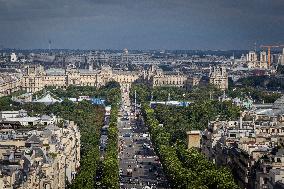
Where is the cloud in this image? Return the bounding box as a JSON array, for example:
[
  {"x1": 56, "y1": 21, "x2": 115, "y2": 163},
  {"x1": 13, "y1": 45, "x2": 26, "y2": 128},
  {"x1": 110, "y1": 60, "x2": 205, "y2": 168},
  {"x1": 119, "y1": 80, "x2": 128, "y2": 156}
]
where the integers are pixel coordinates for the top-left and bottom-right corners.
[{"x1": 0, "y1": 0, "x2": 283, "y2": 49}]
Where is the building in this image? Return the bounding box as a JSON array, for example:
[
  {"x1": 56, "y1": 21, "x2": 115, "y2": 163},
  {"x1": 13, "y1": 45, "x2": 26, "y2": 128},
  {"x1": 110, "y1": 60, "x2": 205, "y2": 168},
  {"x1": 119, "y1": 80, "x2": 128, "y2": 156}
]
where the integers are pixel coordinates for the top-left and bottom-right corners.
[
  {"x1": 10, "y1": 53, "x2": 17, "y2": 62},
  {"x1": 246, "y1": 51, "x2": 268, "y2": 69},
  {"x1": 186, "y1": 130, "x2": 201, "y2": 149},
  {"x1": 246, "y1": 51, "x2": 258, "y2": 63},
  {"x1": 21, "y1": 64, "x2": 199, "y2": 93},
  {"x1": 0, "y1": 113, "x2": 80, "y2": 189},
  {"x1": 144, "y1": 65, "x2": 199, "y2": 89},
  {"x1": 279, "y1": 48, "x2": 284, "y2": 65},
  {"x1": 201, "y1": 96, "x2": 284, "y2": 189},
  {"x1": 0, "y1": 73, "x2": 22, "y2": 97},
  {"x1": 209, "y1": 66, "x2": 228, "y2": 91},
  {"x1": 121, "y1": 48, "x2": 150, "y2": 63}
]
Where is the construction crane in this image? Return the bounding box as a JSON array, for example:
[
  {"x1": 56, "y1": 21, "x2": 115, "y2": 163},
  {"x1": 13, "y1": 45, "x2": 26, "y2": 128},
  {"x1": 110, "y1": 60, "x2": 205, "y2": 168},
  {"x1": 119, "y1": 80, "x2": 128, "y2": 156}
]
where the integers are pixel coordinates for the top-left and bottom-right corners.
[{"x1": 260, "y1": 44, "x2": 284, "y2": 67}]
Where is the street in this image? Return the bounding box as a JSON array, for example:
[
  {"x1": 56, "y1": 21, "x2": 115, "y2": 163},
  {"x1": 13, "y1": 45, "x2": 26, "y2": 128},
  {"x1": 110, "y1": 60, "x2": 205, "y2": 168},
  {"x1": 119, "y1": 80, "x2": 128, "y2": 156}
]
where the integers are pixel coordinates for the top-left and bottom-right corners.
[{"x1": 118, "y1": 85, "x2": 170, "y2": 189}]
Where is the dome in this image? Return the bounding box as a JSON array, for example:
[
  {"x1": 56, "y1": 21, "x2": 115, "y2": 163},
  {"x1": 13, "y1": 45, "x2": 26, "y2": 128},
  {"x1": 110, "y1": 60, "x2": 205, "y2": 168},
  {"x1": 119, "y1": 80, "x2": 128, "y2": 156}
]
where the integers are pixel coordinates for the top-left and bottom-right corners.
[{"x1": 123, "y1": 48, "x2": 128, "y2": 54}]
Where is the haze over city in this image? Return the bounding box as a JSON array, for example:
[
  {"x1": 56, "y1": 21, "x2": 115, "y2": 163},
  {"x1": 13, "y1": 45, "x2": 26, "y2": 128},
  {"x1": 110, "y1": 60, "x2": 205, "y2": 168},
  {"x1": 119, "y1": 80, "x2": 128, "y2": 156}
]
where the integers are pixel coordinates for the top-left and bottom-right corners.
[{"x1": 0, "y1": 0, "x2": 283, "y2": 50}]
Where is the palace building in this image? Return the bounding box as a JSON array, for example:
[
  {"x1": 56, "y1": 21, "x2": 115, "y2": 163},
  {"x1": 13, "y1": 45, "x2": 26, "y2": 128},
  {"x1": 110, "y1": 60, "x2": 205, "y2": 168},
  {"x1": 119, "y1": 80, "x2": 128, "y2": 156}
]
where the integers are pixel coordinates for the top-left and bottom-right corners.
[{"x1": 19, "y1": 65, "x2": 199, "y2": 93}]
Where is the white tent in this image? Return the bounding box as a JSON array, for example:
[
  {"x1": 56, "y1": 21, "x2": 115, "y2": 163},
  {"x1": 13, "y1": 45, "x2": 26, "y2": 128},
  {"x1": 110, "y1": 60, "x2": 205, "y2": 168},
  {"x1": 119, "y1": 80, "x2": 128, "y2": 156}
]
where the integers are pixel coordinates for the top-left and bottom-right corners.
[{"x1": 34, "y1": 93, "x2": 62, "y2": 105}]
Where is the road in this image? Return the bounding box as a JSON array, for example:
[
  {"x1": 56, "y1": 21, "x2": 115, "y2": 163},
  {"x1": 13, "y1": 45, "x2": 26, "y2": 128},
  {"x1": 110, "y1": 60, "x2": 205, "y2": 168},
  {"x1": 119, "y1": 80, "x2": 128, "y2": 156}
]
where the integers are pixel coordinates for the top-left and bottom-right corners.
[{"x1": 118, "y1": 85, "x2": 170, "y2": 189}]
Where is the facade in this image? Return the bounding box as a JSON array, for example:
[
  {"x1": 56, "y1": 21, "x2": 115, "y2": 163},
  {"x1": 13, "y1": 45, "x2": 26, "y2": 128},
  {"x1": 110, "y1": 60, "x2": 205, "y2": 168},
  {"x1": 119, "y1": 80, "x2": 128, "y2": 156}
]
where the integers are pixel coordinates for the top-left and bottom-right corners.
[
  {"x1": 121, "y1": 49, "x2": 149, "y2": 63},
  {"x1": 209, "y1": 66, "x2": 228, "y2": 91},
  {"x1": 246, "y1": 51, "x2": 258, "y2": 62},
  {"x1": 201, "y1": 96, "x2": 284, "y2": 189},
  {"x1": 0, "y1": 63, "x2": 200, "y2": 96},
  {"x1": 0, "y1": 73, "x2": 22, "y2": 97},
  {"x1": 10, "y1": 53, "x2": 17, "y2": 62},
  {"x1": 279, "y1": 48, "x2": 284, "y2": 65},
  {"x1": 20, "y1": 64, "x2": 199, "y2": 93},
  {"x1": 144, "y1": 65, "x2": 199, "y2": 89},
  {"x1": 246, "y1": 51, "x2": 268, "y2": 69},
  {"x1": 186, "y1": 131, "x2": 201, "y2": 149},
  {"x1": 0, "y1": 113, "x2": 80, "y2": 189}
]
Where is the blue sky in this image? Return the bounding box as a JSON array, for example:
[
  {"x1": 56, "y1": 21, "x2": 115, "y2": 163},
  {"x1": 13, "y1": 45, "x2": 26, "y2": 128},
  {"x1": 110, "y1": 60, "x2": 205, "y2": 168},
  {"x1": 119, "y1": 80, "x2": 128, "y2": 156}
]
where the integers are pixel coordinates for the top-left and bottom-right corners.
[{"x1": 0, "y1": 0, "x2": 283, "y2": 50}]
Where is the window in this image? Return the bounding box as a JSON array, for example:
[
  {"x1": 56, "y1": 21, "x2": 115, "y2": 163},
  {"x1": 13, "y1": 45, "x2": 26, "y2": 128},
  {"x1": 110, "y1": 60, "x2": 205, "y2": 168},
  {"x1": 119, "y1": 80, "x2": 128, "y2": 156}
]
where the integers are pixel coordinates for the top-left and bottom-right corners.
[{"x1": 263, "y1": 178, "x2": 268, "y2": 184}]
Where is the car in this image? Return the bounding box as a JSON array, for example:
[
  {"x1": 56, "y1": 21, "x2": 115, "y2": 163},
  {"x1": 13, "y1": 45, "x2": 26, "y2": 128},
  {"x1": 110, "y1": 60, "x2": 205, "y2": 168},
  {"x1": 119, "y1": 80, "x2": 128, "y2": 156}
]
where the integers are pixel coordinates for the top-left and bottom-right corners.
[{"x1": 124, "y1": 133, "x2": 131, "y2": 137}]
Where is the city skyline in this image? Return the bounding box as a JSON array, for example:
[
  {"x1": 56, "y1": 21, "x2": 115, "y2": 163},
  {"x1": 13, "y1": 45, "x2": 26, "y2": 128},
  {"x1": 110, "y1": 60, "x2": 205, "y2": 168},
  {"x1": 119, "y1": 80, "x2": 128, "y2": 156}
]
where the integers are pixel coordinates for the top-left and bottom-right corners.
[{"x1": 0, "y1": 0, "x2": 283, "y2": 50}]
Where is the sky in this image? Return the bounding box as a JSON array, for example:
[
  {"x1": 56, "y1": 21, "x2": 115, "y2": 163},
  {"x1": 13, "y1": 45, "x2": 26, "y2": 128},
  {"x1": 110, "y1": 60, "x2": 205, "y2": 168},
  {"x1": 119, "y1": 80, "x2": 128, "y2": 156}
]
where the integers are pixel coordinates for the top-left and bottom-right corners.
[{"x1": 0, "y1": 0, "x2": 283, "y2": 50}]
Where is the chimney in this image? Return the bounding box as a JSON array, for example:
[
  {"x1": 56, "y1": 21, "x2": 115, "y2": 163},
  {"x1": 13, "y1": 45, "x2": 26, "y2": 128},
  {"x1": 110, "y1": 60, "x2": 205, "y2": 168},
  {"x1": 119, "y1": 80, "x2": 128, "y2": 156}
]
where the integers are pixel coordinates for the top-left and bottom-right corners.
[{"x1": 240, "y1": 113, "x2": 243, "y2": 129}]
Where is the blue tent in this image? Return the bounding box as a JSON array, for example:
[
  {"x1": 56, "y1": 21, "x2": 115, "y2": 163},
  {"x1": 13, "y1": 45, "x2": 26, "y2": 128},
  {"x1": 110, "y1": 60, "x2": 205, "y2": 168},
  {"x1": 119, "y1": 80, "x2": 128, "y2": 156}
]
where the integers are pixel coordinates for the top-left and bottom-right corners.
[{"x1": 91, "y1": 98, "x2": 105, "y2": 105}]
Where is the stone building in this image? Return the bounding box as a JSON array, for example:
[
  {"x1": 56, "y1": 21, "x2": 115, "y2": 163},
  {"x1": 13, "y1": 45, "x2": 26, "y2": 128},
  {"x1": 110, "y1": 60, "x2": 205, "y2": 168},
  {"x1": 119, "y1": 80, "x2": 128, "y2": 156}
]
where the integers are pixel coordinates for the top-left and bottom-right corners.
[
  {"x1": 186, "y1": 130, "x2": 201, "y2": 149},
  {"x1": 0, "y1": 73, "x2": 22, "y2": 97},
  {"x1": 201, "y1": 101, "x2": 284, "y2": 189},
  {"x1": 245, "y1": 51, "x2": 268, "y2": 69},
  {"x1": 279, "y1": 48, "x2": 284, "y2": 65},
  {"x1": 209, "y1": 66, "x2": 228, "y2": 91},
  {"x1": 0, "y1": 63, "x2": 200, "y2": 95},
  {"x1": 121, "y1": 48, "x2": 149, "y2": 63},
  {"x1": 20, "y1": 64, "x2": 199, "y2": 93},
  {"x1": 144, "y1": 65, "x2": 199, "y2": 89},
  {"x1": 0, "y1": 114, "x2": 80, "y2": 189}
]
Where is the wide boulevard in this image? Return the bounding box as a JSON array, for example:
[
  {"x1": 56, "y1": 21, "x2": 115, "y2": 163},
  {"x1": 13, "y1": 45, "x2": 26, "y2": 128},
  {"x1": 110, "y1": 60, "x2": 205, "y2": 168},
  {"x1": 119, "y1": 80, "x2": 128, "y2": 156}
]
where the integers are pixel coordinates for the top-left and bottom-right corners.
[{"x1": 118, "y1": 85, "x2": 170, "y2": 189}]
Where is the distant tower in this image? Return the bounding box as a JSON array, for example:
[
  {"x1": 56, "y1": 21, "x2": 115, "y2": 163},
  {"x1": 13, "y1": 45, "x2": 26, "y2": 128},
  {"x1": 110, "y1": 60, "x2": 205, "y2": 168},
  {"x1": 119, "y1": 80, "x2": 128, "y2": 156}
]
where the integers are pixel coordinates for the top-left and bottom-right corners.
[
  {"x1": 10, "y1": 53, "x2": 17, "y2": 62},
  {"x1": 89, "y1": 62, "x2": 93, "y2": 71},
  {"x1": 246, "y1": 51, "x2": 258, "y2": 62},
  {"x1": 48, "y1": 40, "x2": 51, "y2": 51},
  {"x1": 281, "y1": 48, "x2": 284, "y2": 65},
  {"x1": 260, "y1": 51, "x2": 267, "y2": 62},
  {"x1": 254, "y1": 42, "x2": 257, "y2": 52},
  {"x1": 123, "y1": 48, "x2": 129, "y2": 55},
  {"x1": 122, "y1": 48, "x2": 129, "y2": 62}
]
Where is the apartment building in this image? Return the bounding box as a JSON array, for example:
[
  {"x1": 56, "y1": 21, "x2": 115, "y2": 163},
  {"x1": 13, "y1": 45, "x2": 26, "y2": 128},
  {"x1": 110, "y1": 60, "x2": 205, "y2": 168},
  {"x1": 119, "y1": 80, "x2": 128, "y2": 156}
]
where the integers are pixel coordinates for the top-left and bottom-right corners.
[
  {"x1": 201, "y1": 97, "x2": 284, "y2": 189},
  {"x1": 0, "y1": 112, "x2": 80, "y2": 189}
]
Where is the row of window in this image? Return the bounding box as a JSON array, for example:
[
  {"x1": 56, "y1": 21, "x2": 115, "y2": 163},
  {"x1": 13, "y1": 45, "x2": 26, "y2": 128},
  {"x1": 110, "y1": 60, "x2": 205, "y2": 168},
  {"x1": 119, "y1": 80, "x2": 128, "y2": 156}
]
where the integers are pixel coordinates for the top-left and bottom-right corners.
[{"x1": 154, "y1": 80, "x2": 185, "y2": 85}]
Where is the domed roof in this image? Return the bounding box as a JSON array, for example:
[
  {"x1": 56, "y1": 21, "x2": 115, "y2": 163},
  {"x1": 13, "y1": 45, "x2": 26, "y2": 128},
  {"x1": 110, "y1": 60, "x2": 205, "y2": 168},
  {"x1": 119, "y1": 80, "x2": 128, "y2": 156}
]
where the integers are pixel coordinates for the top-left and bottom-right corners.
[{"x1": 123, "y1": 48, "x2": 128, "y2": 54}]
